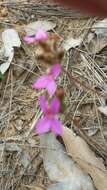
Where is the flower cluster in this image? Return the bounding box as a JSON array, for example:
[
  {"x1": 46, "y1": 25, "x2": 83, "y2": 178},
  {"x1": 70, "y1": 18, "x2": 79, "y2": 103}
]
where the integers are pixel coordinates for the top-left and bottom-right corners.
[{"x1": 24, "y1": 29, "x2": 64, "y2": 136}]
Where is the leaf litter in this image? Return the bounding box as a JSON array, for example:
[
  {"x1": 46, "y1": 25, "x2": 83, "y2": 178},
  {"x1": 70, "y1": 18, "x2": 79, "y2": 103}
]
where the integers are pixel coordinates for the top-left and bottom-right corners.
[{"x1": 1, "y1": 1, "x2": 107, "y2": 190}]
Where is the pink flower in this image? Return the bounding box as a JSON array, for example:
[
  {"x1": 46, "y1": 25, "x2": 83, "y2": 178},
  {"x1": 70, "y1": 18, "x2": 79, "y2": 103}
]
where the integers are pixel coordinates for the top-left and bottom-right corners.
[
  {"x1": 23, "y1": 29, "x2": 48, "y2": 44},
  {"x1": 33, "y1": 64, "x2": 61, "y2": 96},
  {"x1": 35, "y1": 96, "x2": 63, "y2": 136}
]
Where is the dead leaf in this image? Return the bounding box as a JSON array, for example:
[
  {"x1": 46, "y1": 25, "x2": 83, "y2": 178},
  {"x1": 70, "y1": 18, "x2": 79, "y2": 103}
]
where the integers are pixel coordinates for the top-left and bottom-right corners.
[
  {"x1": 86, "y1": 33, "x2": 107, "y2": 54},
  {"x1": 98, "y1": 106, "x2": 107, "y2": 116},
  {"x1": 0, "y1": 29, "x2": 21, "y2": 74},
  {"x1": 63, "y1": 37, "x2": 82, "y2": 51},
  {"x1": 2, "y1": 29, "x2": 21, "y2": 56},
  {"x1": 85, "y1": 19, "x2": 107, "y2": 54},
  {"x1": 24, "y1": 20, "x2": 56, "y2": 36},
  {"x1": 92, "y1": 19, "x2": 107, "y2": 37},
  {"x1": 86, "y1": 32, "x2": 94, "y2": 44},
  {"x1": 0, "y1": 50, "x2": 14, "y2": 74},
  {"x1": 62, "y1": 127, "x2": 107, "y2": 190},
  {"x1": 87, "y1": 128, "x2": 99, "y2": 137},
  {"x1": 40, "y1": 133, "x2": 95, "y2": 190}
]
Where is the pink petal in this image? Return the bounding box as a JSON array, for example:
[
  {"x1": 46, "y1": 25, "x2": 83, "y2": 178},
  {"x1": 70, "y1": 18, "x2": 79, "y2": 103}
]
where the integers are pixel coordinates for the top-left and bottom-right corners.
[
  {"x1": 32, "y1": 75, "x2": 49, "y2": 89},
  {"x1": 36, "y1": 117, "x2": 51, "y2": 135},
  {"x1": 35, "y1": 29, "x2": 48, "y2": 41},
  {"x1": 47, "y1": 80, "x2": 57, "y2": 96},
  {"x1": 50, "y1": 64, "x2": 61, "y2": 78},
  {"x1": 23, "y1": 36, "x2": 36, "y2": 44},
  {"x1": 39, "y1": 96, "x2": 48, "y2": 113},
  {"x1": 51, "y1": 118, "x2": 63, "y2": 136},
  {"x1": 51, "y1": 97, "x2": 60, "y2": 115}
]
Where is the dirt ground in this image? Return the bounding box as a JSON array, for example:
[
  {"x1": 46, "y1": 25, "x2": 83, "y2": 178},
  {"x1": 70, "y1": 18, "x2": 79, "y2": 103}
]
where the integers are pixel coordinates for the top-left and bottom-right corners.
[{"x1": 0, "y1": 0, "x2": 107, "y2": 190}]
